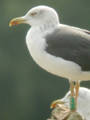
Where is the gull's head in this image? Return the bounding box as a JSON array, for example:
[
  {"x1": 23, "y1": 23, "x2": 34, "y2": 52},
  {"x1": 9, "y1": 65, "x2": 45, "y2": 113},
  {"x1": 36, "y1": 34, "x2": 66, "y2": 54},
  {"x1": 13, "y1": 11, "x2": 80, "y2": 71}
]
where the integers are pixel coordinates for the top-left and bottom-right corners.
[{"x1": 9, "y1": 5, "x2": 59, "y2": 27}]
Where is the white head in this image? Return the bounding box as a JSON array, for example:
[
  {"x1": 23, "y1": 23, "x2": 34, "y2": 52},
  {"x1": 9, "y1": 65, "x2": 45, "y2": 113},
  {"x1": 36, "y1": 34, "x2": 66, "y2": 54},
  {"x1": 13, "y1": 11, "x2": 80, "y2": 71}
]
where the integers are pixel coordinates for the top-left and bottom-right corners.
[{"x1": 9, "y1": 5, "x2": 60, "y2": 27}]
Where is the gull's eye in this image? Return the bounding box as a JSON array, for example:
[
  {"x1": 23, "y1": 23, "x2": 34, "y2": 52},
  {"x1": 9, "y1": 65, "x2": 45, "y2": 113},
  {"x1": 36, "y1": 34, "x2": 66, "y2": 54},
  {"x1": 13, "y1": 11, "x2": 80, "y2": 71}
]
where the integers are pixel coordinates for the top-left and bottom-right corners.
[{"x1": 30, "y1": 12, "x2": 37, "y2": 16}]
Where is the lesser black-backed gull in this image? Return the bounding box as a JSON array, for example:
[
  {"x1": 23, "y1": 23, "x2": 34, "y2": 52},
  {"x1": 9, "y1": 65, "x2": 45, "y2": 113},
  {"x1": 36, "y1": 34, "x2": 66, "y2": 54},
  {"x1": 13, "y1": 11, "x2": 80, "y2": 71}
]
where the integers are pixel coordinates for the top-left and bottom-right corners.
[{"x1": 9, "y1": 5, "x2": 90, "y2": 111}]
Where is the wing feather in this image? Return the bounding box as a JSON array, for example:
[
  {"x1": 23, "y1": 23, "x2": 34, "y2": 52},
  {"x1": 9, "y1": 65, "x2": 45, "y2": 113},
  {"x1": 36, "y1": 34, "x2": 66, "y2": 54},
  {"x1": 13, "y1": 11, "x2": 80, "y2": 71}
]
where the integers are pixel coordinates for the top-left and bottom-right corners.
[{"x1": 45, "y1": 24, "x2": 90, "y2": 71}]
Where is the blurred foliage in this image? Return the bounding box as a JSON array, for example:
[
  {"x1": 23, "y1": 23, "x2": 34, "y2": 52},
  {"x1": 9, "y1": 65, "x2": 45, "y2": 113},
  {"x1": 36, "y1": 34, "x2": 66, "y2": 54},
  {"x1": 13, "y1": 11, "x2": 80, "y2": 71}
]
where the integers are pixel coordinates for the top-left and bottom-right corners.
[{"x1": 1, "y1": 0, "x2": 90, "y2": 120}]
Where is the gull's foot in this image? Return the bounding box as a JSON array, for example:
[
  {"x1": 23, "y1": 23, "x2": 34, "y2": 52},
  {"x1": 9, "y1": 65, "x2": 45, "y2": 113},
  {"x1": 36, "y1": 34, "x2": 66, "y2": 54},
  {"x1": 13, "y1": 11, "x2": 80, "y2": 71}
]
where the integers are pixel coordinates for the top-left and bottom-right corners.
[{"x1": 50, "y1": 99, "x2": 64, "y2": 109}]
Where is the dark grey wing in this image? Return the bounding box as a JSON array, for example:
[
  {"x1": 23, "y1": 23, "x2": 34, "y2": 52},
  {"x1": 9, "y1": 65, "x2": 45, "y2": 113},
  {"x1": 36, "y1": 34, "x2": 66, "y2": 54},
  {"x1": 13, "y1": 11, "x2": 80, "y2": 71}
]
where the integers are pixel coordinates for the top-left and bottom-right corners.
[{"x1": 45, "y1": 25, "x2": 90, "y2": 71}]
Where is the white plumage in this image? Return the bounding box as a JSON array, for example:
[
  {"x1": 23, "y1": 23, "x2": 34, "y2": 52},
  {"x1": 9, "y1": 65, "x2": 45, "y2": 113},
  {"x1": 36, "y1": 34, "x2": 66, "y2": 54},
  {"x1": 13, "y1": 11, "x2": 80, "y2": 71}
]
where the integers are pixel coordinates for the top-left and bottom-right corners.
[
  {"x1": 25, "y1": 6, "x2": 90, "y2": 82},
  {"x1": 9, "y1": 5, "x2": 90, "y2": 111},
  {"x1": 9, "y1": 5, "x2": 90, "y2": 82}
]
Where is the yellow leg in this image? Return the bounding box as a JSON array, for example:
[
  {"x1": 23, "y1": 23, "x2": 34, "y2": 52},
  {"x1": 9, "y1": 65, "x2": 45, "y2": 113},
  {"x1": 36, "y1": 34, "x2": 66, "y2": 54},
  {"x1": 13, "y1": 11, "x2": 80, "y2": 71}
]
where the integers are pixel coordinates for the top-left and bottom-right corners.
[
  {"x1": 70, "y1": 81, "x2": 76, "y2": 111},
  {"x1": 75, "y1": 81, "x2": 80, "y2": 108},
  {"x1": 70, "y1": 81, "x2": 75, "y2": 97},
  {"x1": 50, "y1": 81, "x2": 75, "y2": 109}
]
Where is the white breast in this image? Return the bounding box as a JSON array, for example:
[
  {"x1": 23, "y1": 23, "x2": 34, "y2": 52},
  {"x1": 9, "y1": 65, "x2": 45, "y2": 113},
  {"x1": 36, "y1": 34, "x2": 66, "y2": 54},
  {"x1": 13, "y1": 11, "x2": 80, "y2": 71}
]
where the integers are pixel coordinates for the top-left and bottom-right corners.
[{"x1": 26, "y1": 27, "x2": 90, "y2": 81}]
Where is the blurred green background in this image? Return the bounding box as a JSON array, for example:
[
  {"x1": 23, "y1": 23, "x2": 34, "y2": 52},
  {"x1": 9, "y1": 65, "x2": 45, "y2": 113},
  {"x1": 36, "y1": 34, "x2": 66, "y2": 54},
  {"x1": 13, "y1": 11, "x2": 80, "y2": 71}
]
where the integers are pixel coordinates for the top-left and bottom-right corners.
[{"x1": 1, "y1": 0, "x2": 90, "y2": 120}]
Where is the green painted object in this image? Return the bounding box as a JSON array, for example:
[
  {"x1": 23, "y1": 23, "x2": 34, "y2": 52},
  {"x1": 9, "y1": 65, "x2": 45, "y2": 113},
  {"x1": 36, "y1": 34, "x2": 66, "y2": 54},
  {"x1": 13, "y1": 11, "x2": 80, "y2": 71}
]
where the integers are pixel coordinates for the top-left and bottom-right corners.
[{"x1": 70, "y1": 96, "x2": 76, "y2": 111}]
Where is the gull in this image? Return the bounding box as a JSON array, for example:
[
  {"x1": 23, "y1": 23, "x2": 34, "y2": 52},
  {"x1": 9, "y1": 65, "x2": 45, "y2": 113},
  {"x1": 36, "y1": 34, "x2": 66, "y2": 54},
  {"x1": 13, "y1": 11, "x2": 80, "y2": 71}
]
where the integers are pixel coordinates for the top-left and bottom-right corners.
[
  {"x1": 51, "y1": 87, "x2": 90, "y2": 120},
  {"x1": 9, "y1": 5, "x2": 90, "y2": 111}
]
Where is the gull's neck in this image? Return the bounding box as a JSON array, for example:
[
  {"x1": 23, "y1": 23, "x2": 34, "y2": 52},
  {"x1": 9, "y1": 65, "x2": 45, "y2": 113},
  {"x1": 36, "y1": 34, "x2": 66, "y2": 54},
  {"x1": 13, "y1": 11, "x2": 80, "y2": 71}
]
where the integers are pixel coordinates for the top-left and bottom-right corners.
[
  {"x1": 26, "y1": 19, "x2": 60, "y2": 47},
  {"x1": 40, "y1": 22, "x2": 58, "y2": 33},
  {"x1": 31, "y1": 19, "x2": 60, "y2": 35}
]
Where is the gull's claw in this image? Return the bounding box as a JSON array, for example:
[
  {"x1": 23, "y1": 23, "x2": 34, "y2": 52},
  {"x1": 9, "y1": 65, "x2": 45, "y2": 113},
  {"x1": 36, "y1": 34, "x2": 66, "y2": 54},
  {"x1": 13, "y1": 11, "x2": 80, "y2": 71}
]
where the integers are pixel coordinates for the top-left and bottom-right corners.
[{"x1": 50, "y1": 99, "x2": 65, "y2": 109}]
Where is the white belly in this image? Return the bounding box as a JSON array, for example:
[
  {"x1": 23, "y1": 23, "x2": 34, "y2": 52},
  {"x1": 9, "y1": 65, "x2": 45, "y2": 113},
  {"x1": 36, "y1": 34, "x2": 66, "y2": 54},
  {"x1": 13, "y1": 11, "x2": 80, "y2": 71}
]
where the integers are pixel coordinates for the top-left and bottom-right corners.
[{"x1": 26, "y1": 29, "x2": 90, "y2": 81}]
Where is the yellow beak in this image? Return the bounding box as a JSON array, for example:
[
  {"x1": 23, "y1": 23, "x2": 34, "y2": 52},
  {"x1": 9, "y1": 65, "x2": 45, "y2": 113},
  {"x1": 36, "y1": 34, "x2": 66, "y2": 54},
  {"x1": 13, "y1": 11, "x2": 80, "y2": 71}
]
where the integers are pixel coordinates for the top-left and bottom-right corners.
[{"x1": 9, "y1": 17, "x2": 27, "y2": 27}]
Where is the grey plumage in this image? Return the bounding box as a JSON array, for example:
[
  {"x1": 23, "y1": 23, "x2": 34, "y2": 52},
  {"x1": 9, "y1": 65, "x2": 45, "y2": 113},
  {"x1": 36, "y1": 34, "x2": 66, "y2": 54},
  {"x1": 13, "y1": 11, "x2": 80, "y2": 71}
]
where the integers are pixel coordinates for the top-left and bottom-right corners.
[{"x1": 45, "y1": 25, "x2": 90, "y2": 71}]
